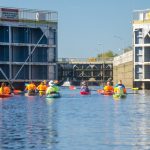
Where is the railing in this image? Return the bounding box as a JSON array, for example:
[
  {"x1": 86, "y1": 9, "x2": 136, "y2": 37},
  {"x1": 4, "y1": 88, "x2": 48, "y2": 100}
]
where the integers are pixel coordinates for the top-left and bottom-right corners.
[
  {"x1": 0, "y1": 6, "x2": 58, "y2": 23},
  {"x1": 133, "y1": 9, "x2": 150, "y2": 23},
  {"x1": 58, "y1": 57, "x2": 114, "y2": 63}
]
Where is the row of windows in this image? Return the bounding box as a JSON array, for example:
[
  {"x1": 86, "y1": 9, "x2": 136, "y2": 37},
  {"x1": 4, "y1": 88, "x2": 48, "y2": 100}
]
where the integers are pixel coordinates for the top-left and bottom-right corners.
[{"x1": 0, "y1": 26, "x2": 56, "y2": 44}]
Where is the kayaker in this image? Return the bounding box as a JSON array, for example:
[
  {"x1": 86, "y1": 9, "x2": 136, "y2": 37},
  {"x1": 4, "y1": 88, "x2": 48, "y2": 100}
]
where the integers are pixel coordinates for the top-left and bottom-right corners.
[
  {"x1": 25, "y1": 81, "x2": 36, "y2": 95},
  {"x1": 114, "y1": 85, "x2": 124, "y2": 95},
  {"x1": 80, "y1": 81, "x2": 90, "y2": 92},
  {"x1": 0, "y1": 82, "x2": 5, "y2": 94},
  {"x1": 104, "y1": 81, "x2": 114, "y2": 92},
  {"x1": 37, "y1": 81, "x2": 47, "y2": 96},
  {"x1": 46, "y1": 80, "x2": 59, "y2": 95},
  {"x1": 114, "y1": 80, "x2": 126, "y2": 93},
  {"x1": 4, "y1": 84, "x2": 11, "y2": 94}
]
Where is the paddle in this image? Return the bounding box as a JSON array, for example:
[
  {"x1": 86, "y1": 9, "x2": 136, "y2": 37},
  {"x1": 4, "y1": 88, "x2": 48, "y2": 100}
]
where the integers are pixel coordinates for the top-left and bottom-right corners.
[{"x1": 127, "y1": 92, "x2": 139, "y2": 94}]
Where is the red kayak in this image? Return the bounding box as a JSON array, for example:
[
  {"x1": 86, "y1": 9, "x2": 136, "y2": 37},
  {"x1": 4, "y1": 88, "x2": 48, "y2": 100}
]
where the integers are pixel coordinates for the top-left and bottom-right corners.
[
  {"x1": 13, "y1": 90, "x2": 24, "y2": 95},
  {"x1": 0, "y1": 94, "x2": 13, "y2": 98},
  {"x1": 80, "y1": 91, "x2": 90, "y2": 95}
]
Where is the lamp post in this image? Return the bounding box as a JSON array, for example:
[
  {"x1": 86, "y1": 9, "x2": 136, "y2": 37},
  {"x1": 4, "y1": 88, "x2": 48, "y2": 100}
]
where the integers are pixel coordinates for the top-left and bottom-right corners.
[
  {"x1": 114, "y1": 35, "x2": 125, "y2": 53},
  {"x1": 99, "y1": 43, "x2": 103, "y2": 60},
  {"x1": 99, "y1": 43, "x2": 104, "y2": 84}
]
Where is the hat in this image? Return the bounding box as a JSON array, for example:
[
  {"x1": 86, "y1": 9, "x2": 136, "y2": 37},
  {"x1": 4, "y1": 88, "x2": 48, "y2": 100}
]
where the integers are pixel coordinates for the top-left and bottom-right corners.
[
  {"x1": 81, "y1": 81, "x2": 87, "y2": 86},
  {"x1": 49, "y1": 80, "x2": 54, "y2": 86}
]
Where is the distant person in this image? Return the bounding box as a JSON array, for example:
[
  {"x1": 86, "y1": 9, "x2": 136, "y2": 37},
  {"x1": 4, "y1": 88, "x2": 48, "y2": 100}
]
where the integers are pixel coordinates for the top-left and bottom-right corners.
[
  {"x1": 104, "y1": 81, "x2": 114, "y2": 92},
  {"x1": 0, "y1": 82, "x2": 5, "y2": 94},
  {"x1": 37, "y1": 81, "x2": 47, "y2": 96},
  {"x1": 4, "y1": 84, "x2": 11, "y2": 94},
  {"x1": 25, "y1": 81, "x2": 36, "y2": 95},
  {"x1": 114, "y1": 80, "x2": 126, "y2": 94},
  {"x1": 115, "y1": 80, "x2": 125, "y2": 88},
  {"x1": 46, "y1": 80, "x2": 59, "y2": 95},
  {"x1": 80, "y1": 81, "x2": 90, "y2": 92}
]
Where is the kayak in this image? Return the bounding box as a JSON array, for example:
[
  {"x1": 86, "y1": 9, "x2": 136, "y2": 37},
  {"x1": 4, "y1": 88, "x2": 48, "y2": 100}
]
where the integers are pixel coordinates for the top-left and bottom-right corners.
[
  {"x1": 113, "y1": 93, "x2": 126, "y2": 99},
  {"x1": 27, "y1": 90, "x2": 37, "y2": 96},
  {"x1": 39, "y1": 91, "x2": 46, "y2": 96},
  {"x1": 13, "y1": 90, "x2": 24, "y2": 95},
  {"x1": 97, "y1": 89, "x2": 113, "y2": 95},
  {"x1": 0, "y1": 94, "x2": 13, "y2": 98},
  {"x1": 46, "y1": 92, "x2": 60, "y2": 98},
  {"x1": 80, "y1": 91, "x2": 90, "y2": 95},
  {"x1": 132, "y1": 88, "x2": 139, "y2": 90}
]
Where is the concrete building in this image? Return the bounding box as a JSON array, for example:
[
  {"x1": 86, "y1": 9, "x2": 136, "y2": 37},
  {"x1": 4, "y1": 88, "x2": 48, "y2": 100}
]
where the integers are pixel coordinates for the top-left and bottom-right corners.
[
  {"x1": 133, "y1": 9, "x2": 150, "y2": 89},
  {"x1": 0, "y1": 7, "x2": 58, "y2": 87},
  {"x1": 113, "y1": 51, "x2": 133, "y2": 88}
]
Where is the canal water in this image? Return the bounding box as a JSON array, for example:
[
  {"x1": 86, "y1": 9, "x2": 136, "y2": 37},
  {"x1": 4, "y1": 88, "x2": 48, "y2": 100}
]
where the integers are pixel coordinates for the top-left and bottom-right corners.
[{"x1": 0, "y1": 88, "x2": 150, "y2": 150}]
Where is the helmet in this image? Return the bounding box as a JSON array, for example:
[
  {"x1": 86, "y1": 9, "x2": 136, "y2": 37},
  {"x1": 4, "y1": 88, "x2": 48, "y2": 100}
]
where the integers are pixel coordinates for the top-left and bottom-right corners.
[
  {"x1": 49, "y1": 80, "x2": 54, "y2": 86},
  {"x1": 81, "y1": 81, "x2": 87, "y2": 86}
]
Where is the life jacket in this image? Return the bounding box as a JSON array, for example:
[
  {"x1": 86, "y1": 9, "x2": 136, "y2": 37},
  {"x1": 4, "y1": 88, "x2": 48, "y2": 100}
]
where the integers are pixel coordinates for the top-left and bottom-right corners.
[
  {"x1": 115, "y1": 86, "x2": 124, "y2": 94},
  {"x1": 4, "y1": 86, "x2": 11, "y2": 94},
  {"x1": 26, "y1": 83, "x2": 36, "y2": 91},
  {"x1": 81, "y1": 86, "x2": 89, "y2": 92},
  {"x1": 46, "y1": 86, "x2": 59, "y2": 94},
  {"x1": 0, "y1": 87, "x2": 4, "y2": 94},
  {"x1": 37, "y1": 84, "x2": 47, "y2": 91},
  {"x1": 104, "y1": 85, "x2": 113, "y2": 92}
]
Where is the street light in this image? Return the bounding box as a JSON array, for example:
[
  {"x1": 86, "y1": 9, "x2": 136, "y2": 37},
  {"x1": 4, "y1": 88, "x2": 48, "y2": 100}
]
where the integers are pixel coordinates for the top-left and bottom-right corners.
[
  {"x1": 99, "y1": 43, "x2": 103, "y2": 60},
  {"x1": 99, "y1": 43, "x2": 104, "y2": 84},
  {"x1": 114, "y1": 35, "x2": 125, "y2": 53}
]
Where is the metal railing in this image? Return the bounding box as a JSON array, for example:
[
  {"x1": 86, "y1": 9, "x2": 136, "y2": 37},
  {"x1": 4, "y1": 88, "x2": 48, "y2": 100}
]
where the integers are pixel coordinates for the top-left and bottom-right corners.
[
  {"x1": 0, "y1": 6, "x2": 58, "y2": 23},
  {"x1": 133, "y1": 9, "x2": 150, "y2": 22},
  {"x1": 58, "y1": 57, "x2": 114, "y2": 63}
]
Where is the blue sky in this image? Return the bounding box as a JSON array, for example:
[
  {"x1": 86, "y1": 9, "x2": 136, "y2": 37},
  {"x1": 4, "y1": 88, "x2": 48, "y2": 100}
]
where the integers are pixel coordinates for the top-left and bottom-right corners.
[{"x1": 1, "y1": 0, "x2": 150, "y2": 58}]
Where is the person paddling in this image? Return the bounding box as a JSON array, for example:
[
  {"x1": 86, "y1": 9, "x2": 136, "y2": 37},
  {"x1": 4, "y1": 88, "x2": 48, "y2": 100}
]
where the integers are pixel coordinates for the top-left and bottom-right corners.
[
  {"x1": 46, "y1": 80, "x2": 59, "y2": 95},
  {"x1": 114, "y1": 80, "x2": 126, "y2": 94},
  {"x1": 37, "y1": 81, "x2": 47, "y2": 96},
  {"x1": 0, "y1": 83, "x2": 5, "y2": 94},
  {"x1": 80, "y1": 81, "x2": 90, "y2": 92},
  {"x1": 25, "y1": 81, "x2": 36, "y2": 95},
  {"x1": 104, "y1": 81, "x2": 114, "y2": 93}
]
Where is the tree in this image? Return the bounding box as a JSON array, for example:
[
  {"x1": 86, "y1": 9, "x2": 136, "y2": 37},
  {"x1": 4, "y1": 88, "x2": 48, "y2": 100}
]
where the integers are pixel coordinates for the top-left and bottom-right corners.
[{"x1": 97, "y1": 50, "x2": 117, "y2": 59}]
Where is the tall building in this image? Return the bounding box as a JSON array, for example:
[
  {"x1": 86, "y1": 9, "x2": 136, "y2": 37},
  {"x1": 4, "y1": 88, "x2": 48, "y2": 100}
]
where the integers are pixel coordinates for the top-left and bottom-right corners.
[
  {"x1": 0, "y1": 7, "x2": 58, "y2": 87},
  {"x1": 133, "y1": 9, "x2": 150, "y2": 89}
]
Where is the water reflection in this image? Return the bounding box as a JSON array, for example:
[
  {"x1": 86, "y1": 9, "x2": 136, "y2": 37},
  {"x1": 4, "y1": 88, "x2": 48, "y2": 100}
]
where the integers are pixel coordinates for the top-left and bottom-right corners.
[
  {"x1": 0, "y1": 96, "x2": 58, "y2": 150},
  {"x1": 1, "y1": 89, "x2": 150, "y2": 149}
]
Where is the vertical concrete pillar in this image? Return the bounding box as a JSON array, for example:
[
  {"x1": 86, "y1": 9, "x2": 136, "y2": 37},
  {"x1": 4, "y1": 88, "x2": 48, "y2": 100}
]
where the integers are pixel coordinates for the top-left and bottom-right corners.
[
  {"x1": 9, "y1": 26, "x2": 12, "y2": 79},
  {"x1": 29, "y1": 46, "x2": 31, "y2": 80}
]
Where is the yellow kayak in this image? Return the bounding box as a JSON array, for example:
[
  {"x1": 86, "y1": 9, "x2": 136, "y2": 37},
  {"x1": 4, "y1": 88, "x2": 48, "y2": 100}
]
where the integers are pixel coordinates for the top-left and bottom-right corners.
[{"x1": 132, "y1": 88, "x2": 139, "y2": 90}]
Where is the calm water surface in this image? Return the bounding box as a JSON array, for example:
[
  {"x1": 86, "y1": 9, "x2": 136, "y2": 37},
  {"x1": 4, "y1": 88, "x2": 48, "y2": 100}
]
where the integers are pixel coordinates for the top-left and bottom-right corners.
[{"x1": 0, "y1": 88, "x2": 150, "y2": 150}]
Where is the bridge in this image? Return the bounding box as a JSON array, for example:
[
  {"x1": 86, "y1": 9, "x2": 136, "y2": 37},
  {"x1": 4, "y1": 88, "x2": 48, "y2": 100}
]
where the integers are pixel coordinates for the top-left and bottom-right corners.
[{"x1": 58, "y1": 58, "x2": 113, "y2": 85}]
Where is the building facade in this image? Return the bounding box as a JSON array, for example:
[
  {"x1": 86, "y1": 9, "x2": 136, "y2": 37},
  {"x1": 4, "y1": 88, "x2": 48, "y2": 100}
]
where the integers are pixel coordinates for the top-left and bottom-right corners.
[
  {"x1": 113, "y1": 51, "x2": 133, "y2": 88},
  {"x1": 133, "y1": 9, "x2": 150, "y2": 89},
  {"x1": 0, "y1": 7, "x2": 58, "y2": 87}
]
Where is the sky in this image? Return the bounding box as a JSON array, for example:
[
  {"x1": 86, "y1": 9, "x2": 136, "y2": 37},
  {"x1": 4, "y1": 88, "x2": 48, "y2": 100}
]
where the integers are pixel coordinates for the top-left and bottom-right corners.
[{"x1": 1, "y1": 0, "x2": 150, "y2": 58}]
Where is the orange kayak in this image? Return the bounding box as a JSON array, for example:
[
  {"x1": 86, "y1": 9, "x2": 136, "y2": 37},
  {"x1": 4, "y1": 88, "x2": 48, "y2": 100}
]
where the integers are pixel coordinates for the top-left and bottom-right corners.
[{"x1": 97, "y1": 89, "x2": 113, "y2": 95}]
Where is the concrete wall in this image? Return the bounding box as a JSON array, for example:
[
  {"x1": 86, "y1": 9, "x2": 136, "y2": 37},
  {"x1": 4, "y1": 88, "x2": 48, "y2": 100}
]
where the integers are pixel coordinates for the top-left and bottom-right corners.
[{"x1": 113, "y1": 51, "x2": 133, "y2": 88}]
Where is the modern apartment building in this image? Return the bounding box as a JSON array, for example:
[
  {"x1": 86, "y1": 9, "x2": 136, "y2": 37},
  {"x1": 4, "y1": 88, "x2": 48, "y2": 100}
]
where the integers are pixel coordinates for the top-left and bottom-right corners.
[
  {"x1": 0, "y1": 7, "x2": 58, "y2": 86},
  {"x1": 133, "y1": 9, "x2": 150, "y2": 89}
]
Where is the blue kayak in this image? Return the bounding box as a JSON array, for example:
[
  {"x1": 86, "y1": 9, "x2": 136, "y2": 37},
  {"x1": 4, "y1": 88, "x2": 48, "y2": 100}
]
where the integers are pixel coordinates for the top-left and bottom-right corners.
[{"x1": 46, "y1": 93, "x2": 60, "y2": 98}]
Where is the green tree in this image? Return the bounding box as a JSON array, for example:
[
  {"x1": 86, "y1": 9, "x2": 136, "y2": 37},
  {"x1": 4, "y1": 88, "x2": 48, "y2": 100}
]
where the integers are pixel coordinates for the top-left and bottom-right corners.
[{"x1": 97, "y1": 50, "x2": 117, "y2": 58}]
